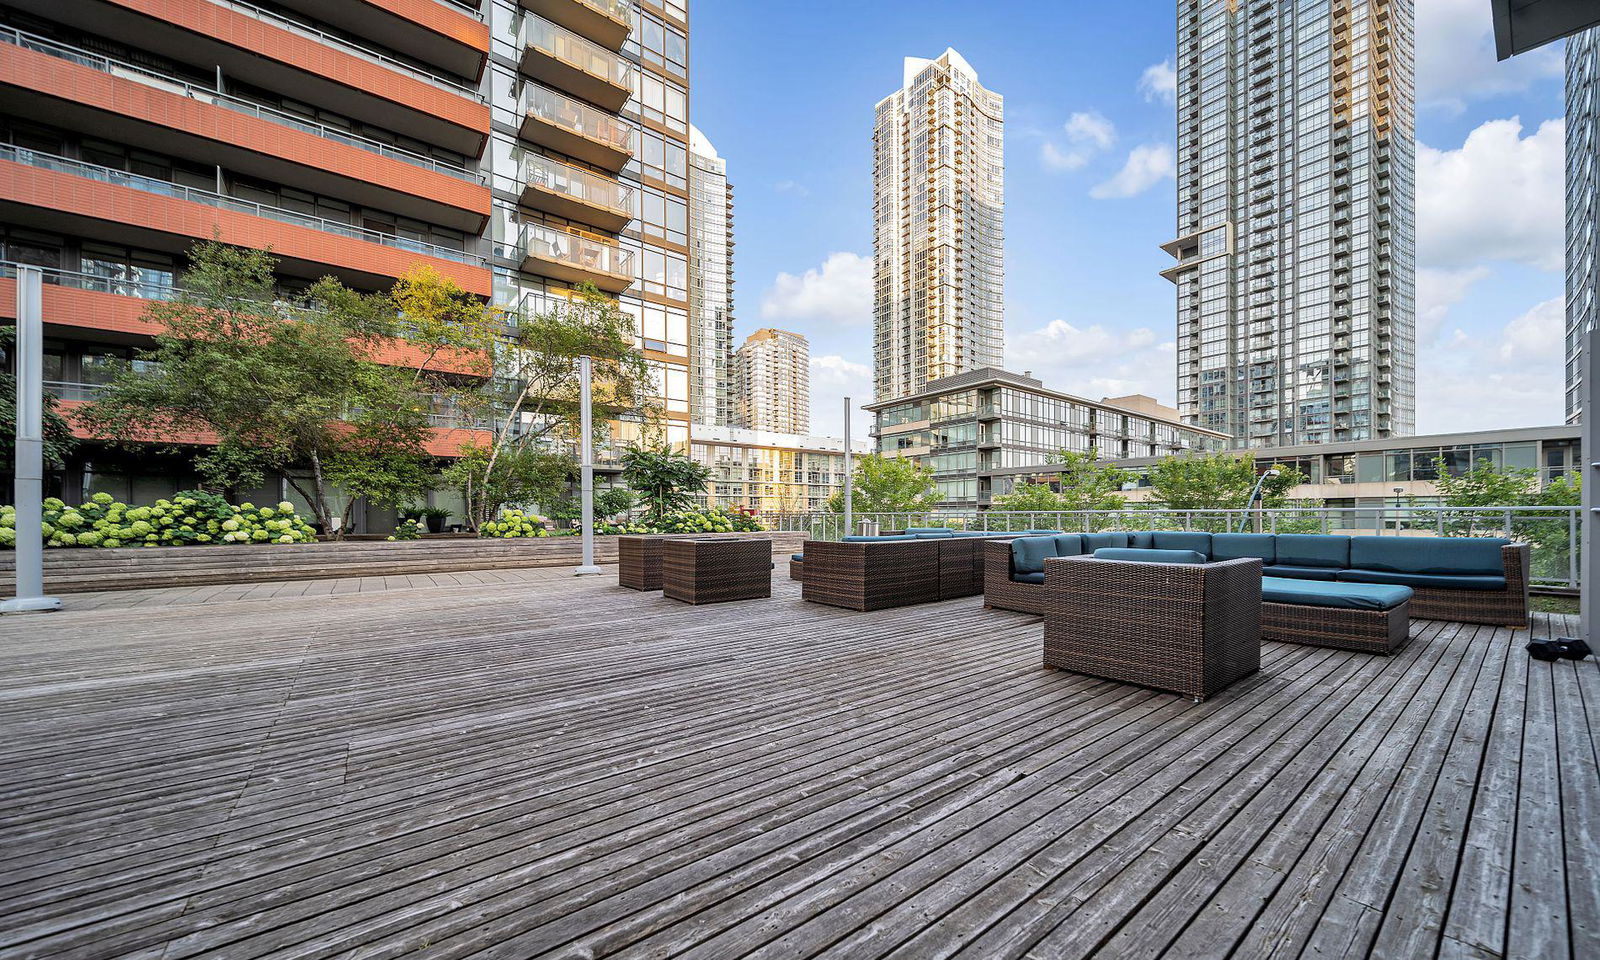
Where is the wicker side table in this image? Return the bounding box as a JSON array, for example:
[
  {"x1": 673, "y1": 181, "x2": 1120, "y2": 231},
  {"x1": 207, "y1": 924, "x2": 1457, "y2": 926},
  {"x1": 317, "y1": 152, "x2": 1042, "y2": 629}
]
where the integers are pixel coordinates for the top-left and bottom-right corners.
[
  {"x1": 618, "y1": 535, "x2": 673, "y2": 590},
  {"x1": 662, "y1": 537, "x2": 773, "y2": 604},
  {"x1": 1042, "y1": 555, "x2": 1262, "y2": 701}
]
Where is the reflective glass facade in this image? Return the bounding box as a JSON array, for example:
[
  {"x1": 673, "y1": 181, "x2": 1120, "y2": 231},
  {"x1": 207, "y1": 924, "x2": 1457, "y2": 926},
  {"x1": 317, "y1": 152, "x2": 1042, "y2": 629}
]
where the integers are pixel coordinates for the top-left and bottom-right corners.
[
  {"x1": 873, "y1": 49, "x2": 1004, "y2": 401},
  {"x1": 1568, "y1": 27, "x2": 1598, "y2": 424},
  {"x1": 734, "y1": 328, "x2": 810, "y2": 435},
  {"x1": 1165, "y1": 0, "x2": 1417, "y2": 448},
  {"x1": 688, "y1": 125, "x2": 735, "y2": 426}
]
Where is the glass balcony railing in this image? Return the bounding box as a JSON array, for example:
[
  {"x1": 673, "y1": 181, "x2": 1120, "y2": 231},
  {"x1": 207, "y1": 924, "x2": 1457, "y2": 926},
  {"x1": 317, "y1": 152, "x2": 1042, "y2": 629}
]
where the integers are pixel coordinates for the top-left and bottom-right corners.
[
  {"x1": 43, "y1": 381, "x2": 107, "y2": 402},
  {"x1": 519, "y1": 82, "x2": 633, "y2": 155},
  {"x1": 521, "y1": 154, "x2": 633, "y2": 218},
  {"x1": 573, "y1": 0, "x2": 633, "y2": 24},
  {"x1": 0, "y1": 145, "x2": 487, "y2": 267},
  {"x1": 519, "y1": 223, "x2": 633, "y2": 280},
  {"x1": 205, "y1": 0, "x2": 484, "y2": 101},
  {"x1": 518, "y1": 14, "x2": 632, "y2": 90},
  {"x1": 0, "y1": 26, "x2": 483, "y2": 183}
]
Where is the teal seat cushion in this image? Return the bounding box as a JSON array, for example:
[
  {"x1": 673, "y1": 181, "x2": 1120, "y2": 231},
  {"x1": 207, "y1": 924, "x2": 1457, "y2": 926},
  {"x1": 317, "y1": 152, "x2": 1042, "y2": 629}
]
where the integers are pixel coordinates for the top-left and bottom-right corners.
[
  {"x1": 1211, "y1": 533, "x2": 1275, "y2": 563},
  {"x1": 1011, "y1": 571, "x2": 1046, "y2": 585},
  {"x1": 1348, "y1": 536, "x2": 1509, "y2": 576},
  {"x1": 905, "y1": 526, "x2": 954, "y2": 534},
  {"x1": 1153, "y1": 532, "x2": 1212, "y2": 556},
  {"x1": 1128, "y1": 532, "x2": 1156, "y2": 548},
  {"x1": 952, "y1": 530, "x2": 993, "y2": 537},
  {"x1": 1053, "y1": 534, "x2": 1085, "y2": 556},
  {"x1": 1092, "y1": 547, "x2": 1207, "y2": 564},
  {"x1": 841, "y1": 534, "x2": 918, "y2": 542},
  {"x1": 1082, "y1": 532, "x2": 1129, "y2": 551},
  {"x1": 1261, "y1": 577, "x2": 1412, "y2": 611},
  {"x1": 791, "y1": 553, "x2": 805, "y2": 562},
  {"x1": 913, "y1": 531, "x2": 956, "y2": 538},
  {"x1": 1275, "y1": 534, "x2": 1351, "y2": 569},
  {"x1": 1262, "y1": 564, "x2": 1340, "y2": 581},
  {"x1": 1338, "y1": 569, "x2": 1508, "y2": 591},
  {"x1": 1010, "y1": 535, "x2": 1059, "y2": 575}
]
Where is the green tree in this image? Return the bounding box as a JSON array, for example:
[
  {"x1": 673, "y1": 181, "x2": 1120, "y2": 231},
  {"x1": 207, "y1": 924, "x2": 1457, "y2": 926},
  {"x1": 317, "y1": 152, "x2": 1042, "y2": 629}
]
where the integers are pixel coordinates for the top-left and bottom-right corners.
[
  {"x1": 1145, "y1": 452, "x2": 1308, "y2": 531},
  {"x1": 1426, "y1": 455, "x2": 1580, "y2": 584},
  {"x1": 454, "y1": 284, "x2": 657, "y2": 528},
  {"x1": 620, "y1": 446, "x2": 711, "y2": 524},
  {"x1": 825, "y1": 454, "x2": 943, "y2": 514},
  {"x1": 0, "y1": 328, "x2": 77, "y2": 473},
  {"x1": 991, "y1": 482, "x2": 1065, "y2": 512},
  {"x1": 76, "y1": 241, "x2": 436, "y2": 536},
  {"x1": 441, "y1": 444, "x2": 573, "y2": 529},
  {"x1": 1047, "y1": 449, "x2": 1132, "y2": 512}
]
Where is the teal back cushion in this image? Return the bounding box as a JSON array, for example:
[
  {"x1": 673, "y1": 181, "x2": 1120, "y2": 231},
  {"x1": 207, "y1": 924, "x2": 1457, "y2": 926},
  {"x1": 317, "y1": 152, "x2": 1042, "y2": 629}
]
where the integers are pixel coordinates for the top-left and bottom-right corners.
[
  {"x1": 905, "y1": 527, "x2": 954, "y2": 534},
  {"x1": 1082, "y1": 532, "x2": 1129, "y2": 551},
  {"x1": 1348, "y1": 536, "x2": 1509, "y2": 576},
  {"x1": 841, "y1": 534, "x2": 917, "y2": 542},
  {"x1": 1093, "y1": 547, "x2": 1207, "y2": 565},
  {"x1": 912, "y1": 531, "x2": 956, "y2": 538},
  {"x1": 1128, "y1": 531, "x2": 1156, "y2": 548},
  {"x1": 1275, "y1": 534, "x2": 1351, "y2": 568},
  {"x1": 1010, "y1": 535, "x2": 1059, "y2": 575},
  {"x1": 1153, "y1": 531, "x2": 1213, "y2": 556},
  {"x1": 1053, "y1": 534, "x2": 1085, "y2": 556},
  {"x1": 1211, "y1": 533, "x2": 1276, "y2": 563},
  {"x1": 1019, "y1": 529, "x2": 1063, "y2": 535}
]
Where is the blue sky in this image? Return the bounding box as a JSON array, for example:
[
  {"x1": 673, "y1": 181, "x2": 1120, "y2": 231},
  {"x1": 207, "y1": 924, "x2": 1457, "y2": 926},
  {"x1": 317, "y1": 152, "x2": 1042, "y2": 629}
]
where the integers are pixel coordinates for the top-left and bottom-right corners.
[{"x1": 690, "y1": 0, "x2": 1569, "y2": 439}]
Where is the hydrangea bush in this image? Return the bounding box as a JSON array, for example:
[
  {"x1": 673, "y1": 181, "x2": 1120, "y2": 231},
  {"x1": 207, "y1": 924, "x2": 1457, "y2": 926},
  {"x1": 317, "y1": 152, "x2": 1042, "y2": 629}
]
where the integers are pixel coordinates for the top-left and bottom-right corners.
[
  {"x1": 0, "y1": 491, "x2": 317, "y2": 549},
  {"x1": 652, "y1": 508, "x2": 764, "y2": 534},
  {"x1": 481, "y1": 508, "x2": 550, "y2": 538}
]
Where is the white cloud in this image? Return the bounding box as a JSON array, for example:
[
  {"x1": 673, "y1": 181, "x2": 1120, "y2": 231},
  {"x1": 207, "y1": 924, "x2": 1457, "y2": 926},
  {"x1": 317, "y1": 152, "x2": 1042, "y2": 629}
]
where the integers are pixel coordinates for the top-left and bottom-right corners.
[
  {"x1": 1007, "y1": 319, "x2": 1176, "y2": 404},
  {"x1": 1416, "y1": 0, "x2": 1563, "y2": 113},
  {"x1": 1416, "y1": 266, "x2": 1490, "y2": 344},
  {"x1": 809, "y1": 354, "x2": 874, "y2": 439},
  {"x1": 1041, "y1": 111, "x2": 1116, "y2": 172},
  {"x1": 1417, "y1": 295, "x2": 1567, "y2": 432},
  {"x1": 1139, "y1": 60, "x2": 1177, "y2": 104},
  {"x1": 1090, "y1": 144, "x2": 1175, "y2": 199},
  {"x1": 774, "y1": 179, "x2": 809, "y2": 197},
  {"x1": 1417, "y1": 117, "x2": 1564, "y2": 272},
  {"x1": 760, "y1": 252, "x2": 873, "y2": 326}
]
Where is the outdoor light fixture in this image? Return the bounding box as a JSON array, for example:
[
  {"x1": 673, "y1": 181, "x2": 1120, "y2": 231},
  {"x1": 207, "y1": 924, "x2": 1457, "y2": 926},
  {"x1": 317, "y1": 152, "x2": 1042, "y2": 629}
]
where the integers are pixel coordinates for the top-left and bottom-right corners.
[{"x1": 1236, "y1": 467, "x2": 1282, "y2": 535}]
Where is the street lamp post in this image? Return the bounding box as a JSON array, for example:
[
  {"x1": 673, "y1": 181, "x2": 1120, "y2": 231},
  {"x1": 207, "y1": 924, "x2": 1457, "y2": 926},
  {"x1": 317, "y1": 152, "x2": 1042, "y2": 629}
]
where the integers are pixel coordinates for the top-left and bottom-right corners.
[
  {"x1": 1236, "y1": 467, "x2": 1282, "y2": 535},
  {"x1": 842, "y1": 397, "x2": 853, "y2": 538},
  {"x1": 574, "y1": 354, "x2": 601, "y2": 576},
  {"x1": 3, "y1": 266, "x2": 61, "y2": 614}
]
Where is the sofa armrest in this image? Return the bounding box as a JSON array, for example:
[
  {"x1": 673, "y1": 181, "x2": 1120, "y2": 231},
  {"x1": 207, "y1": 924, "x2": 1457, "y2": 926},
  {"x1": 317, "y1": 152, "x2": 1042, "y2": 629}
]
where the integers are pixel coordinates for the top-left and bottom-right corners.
[{"x1": 1503, "y1": 543, "x2": 1531, "y2": 594}]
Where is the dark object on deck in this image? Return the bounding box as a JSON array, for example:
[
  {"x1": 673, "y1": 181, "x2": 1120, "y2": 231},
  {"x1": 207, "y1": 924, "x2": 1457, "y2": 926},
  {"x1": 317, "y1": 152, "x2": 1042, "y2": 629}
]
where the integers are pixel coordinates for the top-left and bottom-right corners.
[{"x1": 1528, "y1": 637, "x2": 1594, "y2": 661}]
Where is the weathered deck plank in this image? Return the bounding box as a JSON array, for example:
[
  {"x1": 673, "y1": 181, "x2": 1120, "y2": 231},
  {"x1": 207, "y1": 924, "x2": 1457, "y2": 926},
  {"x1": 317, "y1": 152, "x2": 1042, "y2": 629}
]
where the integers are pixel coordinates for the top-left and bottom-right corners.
[{"x1": 0, "y1": 571, "x2": 1588, "y2": 960}]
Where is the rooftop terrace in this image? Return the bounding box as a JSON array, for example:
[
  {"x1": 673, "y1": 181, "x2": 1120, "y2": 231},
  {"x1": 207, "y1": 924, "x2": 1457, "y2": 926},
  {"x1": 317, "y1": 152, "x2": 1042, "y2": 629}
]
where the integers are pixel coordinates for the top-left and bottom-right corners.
[{"x1": 0, "y1": 567, "x2": 1594, "y2": 958}]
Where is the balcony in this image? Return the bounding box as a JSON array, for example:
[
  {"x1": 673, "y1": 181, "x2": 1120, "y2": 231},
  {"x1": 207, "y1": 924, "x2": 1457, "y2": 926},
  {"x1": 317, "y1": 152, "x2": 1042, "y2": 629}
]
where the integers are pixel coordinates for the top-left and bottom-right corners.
[
  {"x1": 518, "y1": 14, "x2": 632, "y2": 111},
  {"x1": 519, "y1": 82, "x2": 634, "y2": 172},
  {"x1": 519, "y1": 223, "x2": 634, "y2": 292},
  {"x1": 520, "y1": 154, "x2": 633, "y2": 232},
  {"x1": 270, "y1": 0, "x2": 489, "y2": 79},
  {"x1": 518, "y1": 0, "x2": 631, "y2": 51}
]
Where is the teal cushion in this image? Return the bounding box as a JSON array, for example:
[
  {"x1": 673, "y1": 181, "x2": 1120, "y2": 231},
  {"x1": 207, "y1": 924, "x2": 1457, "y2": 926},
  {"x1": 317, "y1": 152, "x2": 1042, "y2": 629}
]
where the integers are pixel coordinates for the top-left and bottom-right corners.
[
  {"x1": 905, "y1": 526, "x2": 954, "y2": 534},
  {"x1": 1348, "y1": 536, "x2": 1509, "y2": 576},
  {"x1": 791, "y1": 553, "x2": 805, "y2": 562},
  {"x1": 1128, "y1": 532, "x2": 1155, "y2": 548},
  {"x1": 1019, "y1": 529, "x2": 1063, "y2": 535},
  {"x1": 1010, "y1": 535, "x2": 1059, "y2": 575},
  {"x1": 1153, "y1": 532, "x2": 1212, "y2": 556},
  {"x1": 1211, "y1": 533, "x2": 1276, "y2": 563},
  {"x1": 841, "y1": 534, "x2": 918, "y2": 542},
  {"x1": 1262, "y1": 577, "x2": 1412, "y2": 611},
  {"x1": 1082, "y1": 532, "x2": 1129, "y2": 551},
  {"x1": 952, "y1": 530, "x2": 993, "y2": 537},
  {"x1": 1053, "y1": 534, "x2": 1085, "y2": 557},
  {"x1": 913, "y1": 531, "x2": 956, "y2": 539},
  {"x1": 1263, "y1": 564, "x2": 1340, "y2": 581},
  {"x1": 1275, "y1": 534, "x2": 1351, "y2": 569},
  {"x1": 1011, "y1": 571, "x2": 1046, "y2": 585},
  {"x1": 1092, "y1": 547, "x2": 1207, "y2": 564},
  {"x1": 1338, "y1": 569, "x2": 1508, "y2": 591}
]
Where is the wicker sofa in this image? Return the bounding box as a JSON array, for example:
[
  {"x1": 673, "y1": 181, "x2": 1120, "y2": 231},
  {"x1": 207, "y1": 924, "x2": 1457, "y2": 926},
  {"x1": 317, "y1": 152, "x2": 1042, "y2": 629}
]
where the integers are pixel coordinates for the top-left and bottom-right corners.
[
  {"x1": 797, "y1": 530, "x2": 1026, "y2": 611},
  {"x1": 985, "y1": 531, "x2": 1528, "y2": 630}
]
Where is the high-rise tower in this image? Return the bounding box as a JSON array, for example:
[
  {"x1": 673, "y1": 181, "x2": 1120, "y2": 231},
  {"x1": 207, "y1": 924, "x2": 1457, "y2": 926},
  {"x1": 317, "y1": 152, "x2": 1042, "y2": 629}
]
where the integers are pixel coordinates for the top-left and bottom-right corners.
[
  {"x1": 734, "y1": 328, "x2": 810, "y2": 435},
  {"x1": 1567, "y1": 26, "x2": 1598, "y2": 424},
  {"x1": 1162, "y1": 0, "x2": 1417, "y2": 446},
  {"x1": 688, "y1": 124, "x2": 735, "y2": 428},
  {"x1": 872, "y1": 48, "x2": 1004, "y2": 402}
]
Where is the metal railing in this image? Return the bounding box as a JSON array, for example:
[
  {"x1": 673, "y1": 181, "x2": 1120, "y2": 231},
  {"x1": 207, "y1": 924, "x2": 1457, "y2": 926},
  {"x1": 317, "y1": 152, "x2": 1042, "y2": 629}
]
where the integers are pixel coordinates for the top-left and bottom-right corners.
[
  {"x1": 518, "y1": 222, "x2": 634, "y2": 279},
  {"x1": 519, "y1": 82, "x2": 634, "y2": 155},
  {"x1": 42, "y1": 380, "x2": 107, "y2": 402},
  {"x1": 1, "y1": 146, "x2": 486, "y2": 267},
  {"x1": 519, "y1": 13, "x2": 633, "y2": 90},
  {"x1": 0, "y1": 26, "x2": 482, "y2": 182},
  {"x1": 521, "y1": 154, "x2": 633, "y2": 217},
  {"x1": 205, "y1": 0, "x2": 484, "y2": 101},
  {"x1": 765, "y1": 506, "x2": 1583, "y2": 591}
]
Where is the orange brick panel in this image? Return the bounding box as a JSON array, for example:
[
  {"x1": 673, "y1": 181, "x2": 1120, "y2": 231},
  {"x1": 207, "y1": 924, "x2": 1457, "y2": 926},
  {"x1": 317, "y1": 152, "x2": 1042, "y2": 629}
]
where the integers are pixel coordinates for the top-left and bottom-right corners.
[
  {"x1": 0, "y1": 160, "x2": 492, "y2": 296},
  {"x1": 0, "y1": 46, "x2": 489, "y2": 222},
  {"x1": 362, "y1": 0, "x2": 489, "y2": 53}
]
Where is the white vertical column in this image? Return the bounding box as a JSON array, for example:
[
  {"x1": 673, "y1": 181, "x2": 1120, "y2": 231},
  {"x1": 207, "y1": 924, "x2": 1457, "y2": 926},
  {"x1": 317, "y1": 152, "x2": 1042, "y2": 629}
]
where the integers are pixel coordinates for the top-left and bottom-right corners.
[
  {"x1": 1582, "y1": 318, "x2": 1597, "y2": 641},
  {"x1": 574, "y1": 354, "x2": 601, "y2": 576},
  {"x1": 842, "y1": 397, "x2": 853, "y2": 539},
  {"x1": 3, "y1": 266, "x2": 62, "y2": 613}
]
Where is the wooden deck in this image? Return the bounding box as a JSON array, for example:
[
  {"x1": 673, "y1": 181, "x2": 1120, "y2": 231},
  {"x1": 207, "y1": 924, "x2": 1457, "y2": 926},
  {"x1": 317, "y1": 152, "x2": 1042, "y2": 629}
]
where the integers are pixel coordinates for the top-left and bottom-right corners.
[{"x1": 0, "y1": 569, "x2": 1594, "y2": 959}]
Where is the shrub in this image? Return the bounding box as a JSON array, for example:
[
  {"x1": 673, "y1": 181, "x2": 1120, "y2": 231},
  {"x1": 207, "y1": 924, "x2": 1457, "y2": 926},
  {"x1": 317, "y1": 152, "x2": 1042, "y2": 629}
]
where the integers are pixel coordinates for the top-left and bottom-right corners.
[
  {"x1": 651, "y1": 508, "x2": 764, "y2": 534},
  {"x1": 480, "y1": 508, "x2": 549, "y2": 539},
  {"x1": 387, "y1": 519, "x2": 423, "y2": 542},
  {"x1": 0, "y1": 491, "x2": 316, "y2": 549}
]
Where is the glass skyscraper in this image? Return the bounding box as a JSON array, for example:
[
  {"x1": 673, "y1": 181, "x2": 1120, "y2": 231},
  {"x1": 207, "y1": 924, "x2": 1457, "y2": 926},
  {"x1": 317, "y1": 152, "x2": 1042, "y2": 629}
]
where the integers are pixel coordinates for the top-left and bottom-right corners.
[
  {"x1": 1567, "y1": 27, "x2": 1598, "y2": 424},
  {"x1": 872, "y1": 49, "x2": 1005, "y2": 402},
  {"x1": 688, "y1": 124, "x2": 735, "y2": 427},
  {"x1": 1163, "y1": 0, "x2": 1417, "y2": 447}
]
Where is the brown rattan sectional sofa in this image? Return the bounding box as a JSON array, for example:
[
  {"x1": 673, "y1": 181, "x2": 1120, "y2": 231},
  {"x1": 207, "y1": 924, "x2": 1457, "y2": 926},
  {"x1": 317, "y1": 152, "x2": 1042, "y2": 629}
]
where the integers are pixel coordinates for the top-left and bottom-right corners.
[{"x1": 797, "y1": 531, "x2": 1024, "y2": 611}]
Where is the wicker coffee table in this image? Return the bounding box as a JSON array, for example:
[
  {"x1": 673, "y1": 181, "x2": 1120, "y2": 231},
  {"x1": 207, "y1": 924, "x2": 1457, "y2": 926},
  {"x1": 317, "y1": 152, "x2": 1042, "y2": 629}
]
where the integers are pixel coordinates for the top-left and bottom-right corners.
[
  {"x1": 662, "y1": 537, "x2": 772, "y2": 604},
  {"x1": 618, "y1": 535, "x2": 684, "y2": 590},
  {"x1": 1042, "y1": 554, "x2": 1262, "y2": 702}
]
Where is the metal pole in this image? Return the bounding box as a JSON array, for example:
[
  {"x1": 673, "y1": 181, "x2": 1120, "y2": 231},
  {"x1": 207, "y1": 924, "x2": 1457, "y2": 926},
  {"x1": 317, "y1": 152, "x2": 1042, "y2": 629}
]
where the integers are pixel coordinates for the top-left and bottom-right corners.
[
  {"x1": 573, "y1": 355, "x2": 601, "y2": 576},
  {"x1": 842, "y1": 396, "x2": 853, "y2": 538},
  {"x1": 1581, "y1": 311, "x2": 1598, "y2": 642},
  {"x1": 3, "y1": 267, "x2": 61, "y2": 613}
]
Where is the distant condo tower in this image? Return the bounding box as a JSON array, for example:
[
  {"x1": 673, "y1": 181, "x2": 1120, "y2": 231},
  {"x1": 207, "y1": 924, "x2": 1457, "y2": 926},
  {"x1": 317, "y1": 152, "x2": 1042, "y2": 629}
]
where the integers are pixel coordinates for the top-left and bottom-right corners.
[
  {"x1": 873, "y1": 49, "x2": 1005, "y2": 402},
  {"x1": 1162, "y1": 0, "x2": 1418, "y2": 446},
  {"x1": 734, "y1": 328, "x2": 811, "y2": 436},
  {"x1": 689, "y1": 125, "x2": 736, "y2": 428}
]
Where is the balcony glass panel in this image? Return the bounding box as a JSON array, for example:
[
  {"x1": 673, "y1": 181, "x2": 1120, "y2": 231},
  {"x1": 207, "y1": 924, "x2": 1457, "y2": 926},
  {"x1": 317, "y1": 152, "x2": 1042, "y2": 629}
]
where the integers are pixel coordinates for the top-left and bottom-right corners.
[
  {"x1": 519, "y1": 14, "x2": 631, "y2": 89},
  {"x1": 520, "y1": 223, "x2": 633, "y2": 279},
  {"x1": 522, "y1": 154, "x2": 632, "y2": 217},
  {"x1": 519, "y1": 83, "x2": 634, "y2": 155},
  {"x1": 575, "y1": 0, "x2": 632, "y2": 24}
]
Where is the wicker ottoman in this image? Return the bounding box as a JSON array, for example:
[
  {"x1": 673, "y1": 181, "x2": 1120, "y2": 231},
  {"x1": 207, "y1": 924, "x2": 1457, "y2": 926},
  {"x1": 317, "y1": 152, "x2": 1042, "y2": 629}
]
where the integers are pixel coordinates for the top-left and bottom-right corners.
[
  {"x1": 1042, "y1": 555, "x2": 1263, "y2": 702},
  {"x1": 662, "y1": 537, "x2": 772, "y2": 604},
  {"x1": 789, "y1": 556, "x2": 805, "y2": 582},
  {"x1": 618, "y1": 535, "x2": 672, "y2": 590},
  {"x1": 1259, "y1": 578, "x2": 1413, "y2": 654}
]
